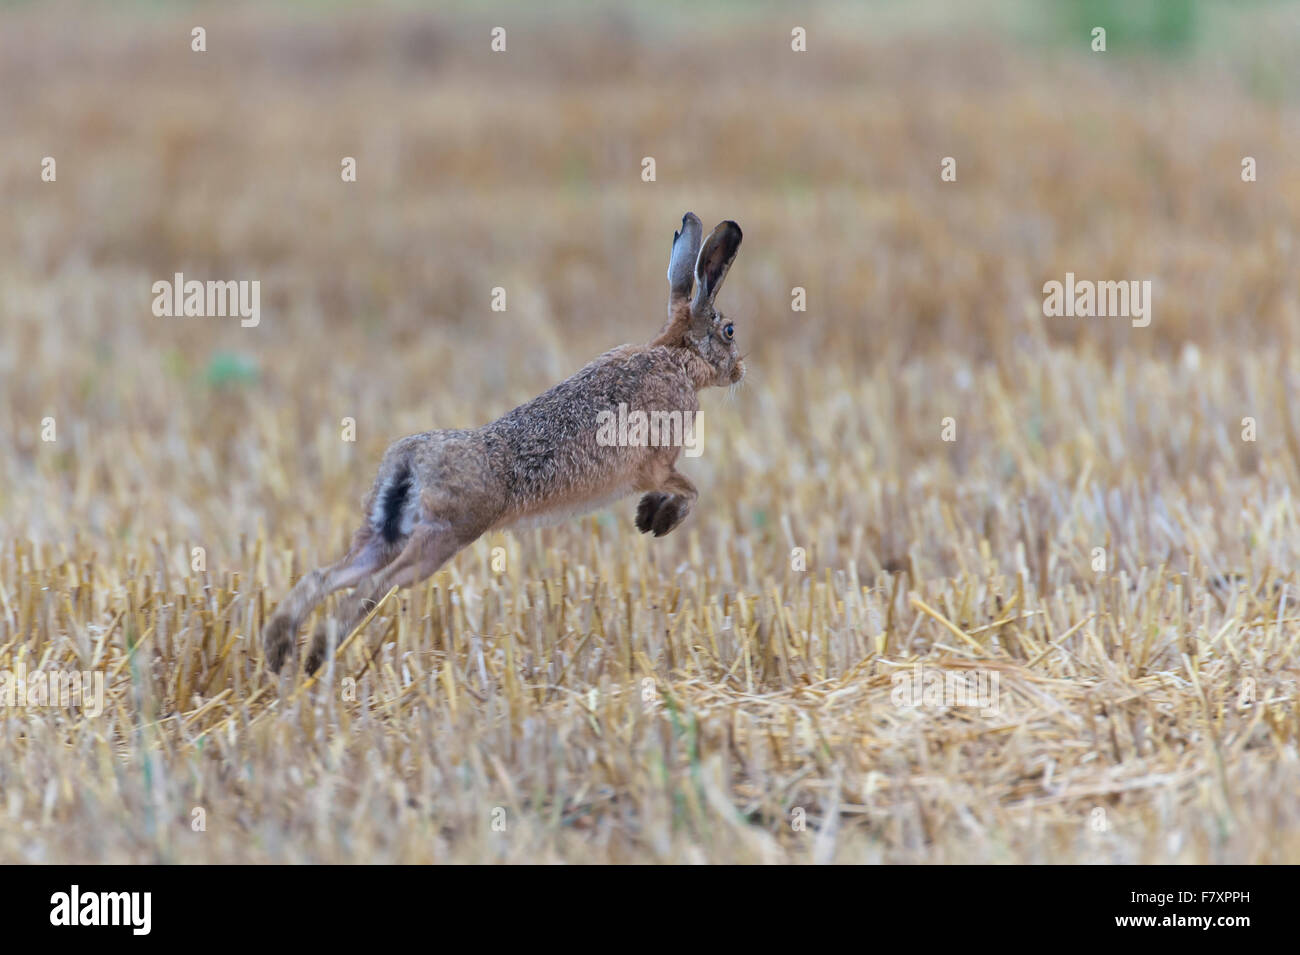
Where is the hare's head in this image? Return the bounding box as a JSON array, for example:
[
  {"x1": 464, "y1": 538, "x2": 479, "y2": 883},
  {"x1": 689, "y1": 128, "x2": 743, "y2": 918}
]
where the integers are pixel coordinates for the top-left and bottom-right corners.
[{"x1": 662, "y1": 212, "x2": 744, "y2": 387}]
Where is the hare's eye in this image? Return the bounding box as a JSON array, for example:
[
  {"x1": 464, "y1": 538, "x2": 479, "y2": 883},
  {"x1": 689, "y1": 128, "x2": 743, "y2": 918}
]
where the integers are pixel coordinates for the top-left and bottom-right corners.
[{"x1": 722, "y1": 322, "x2": 735, "y2": 341}]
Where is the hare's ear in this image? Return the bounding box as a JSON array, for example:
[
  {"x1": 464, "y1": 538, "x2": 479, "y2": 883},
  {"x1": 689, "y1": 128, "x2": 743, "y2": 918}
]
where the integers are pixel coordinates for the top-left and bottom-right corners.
[
  {"x1": 667, "y1": 212, "x2": 703, "y2": 307},
  {"x1": 690, "y1": 220, "x2": 743, "y2": 319}
]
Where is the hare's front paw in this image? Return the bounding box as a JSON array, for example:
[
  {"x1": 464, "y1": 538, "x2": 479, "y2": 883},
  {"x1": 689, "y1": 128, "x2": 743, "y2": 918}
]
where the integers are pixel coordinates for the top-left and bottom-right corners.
[
  {"x1": 635, "y1": 492, "x2": 689, "y2": 537},
  {"x1": 636, "y1": 493, "x2": 666, "y2": 533}
]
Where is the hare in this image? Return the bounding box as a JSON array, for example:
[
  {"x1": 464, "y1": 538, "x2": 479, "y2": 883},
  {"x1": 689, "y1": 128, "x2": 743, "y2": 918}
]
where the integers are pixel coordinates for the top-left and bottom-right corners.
[{"x1": 264, "y1": 212, "x2": 744, "y2": 674}]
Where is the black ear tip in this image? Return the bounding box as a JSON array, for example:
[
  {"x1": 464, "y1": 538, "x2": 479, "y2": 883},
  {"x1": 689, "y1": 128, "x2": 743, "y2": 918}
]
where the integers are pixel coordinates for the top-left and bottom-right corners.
[
  {"x1": 725, "y1": 220, "x2": 742, "y2": 241},
  {"x1": 673, "y1": 212, "x2": 701, "y2": 246}
]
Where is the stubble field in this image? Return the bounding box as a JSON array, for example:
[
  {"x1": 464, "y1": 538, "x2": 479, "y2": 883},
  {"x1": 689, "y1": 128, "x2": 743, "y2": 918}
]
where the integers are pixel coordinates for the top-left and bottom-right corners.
[{"x1": 2, "y1": 0, "x2": 1300, "y2": 863}]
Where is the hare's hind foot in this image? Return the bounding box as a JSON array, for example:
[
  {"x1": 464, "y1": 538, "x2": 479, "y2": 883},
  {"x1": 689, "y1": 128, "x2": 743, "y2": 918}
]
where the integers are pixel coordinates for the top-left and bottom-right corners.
[
  {"x1": 264, "y1": 612, "x2": 298, "y2": 673},
  {"x1": 263, "y1": 541, "x2": 391, "y2": 674},
  {"x1": 305, "y1": 617, "x2": 347, "y2": 677},
  {"x1": 304, "y1": 519, "x2": 467, "y2": 676}
]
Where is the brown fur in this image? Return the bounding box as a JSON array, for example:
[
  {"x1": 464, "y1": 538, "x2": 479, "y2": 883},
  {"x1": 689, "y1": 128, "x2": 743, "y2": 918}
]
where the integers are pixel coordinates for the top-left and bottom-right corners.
[{"x1": 265, "y1": 213, "x2": 744, "y2": 674}]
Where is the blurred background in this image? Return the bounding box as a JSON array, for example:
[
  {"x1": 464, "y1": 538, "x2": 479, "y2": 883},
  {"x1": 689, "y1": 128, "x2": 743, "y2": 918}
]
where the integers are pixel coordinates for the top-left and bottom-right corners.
[
  {"x1": 4, "y1": 0, "x2": 1300, "y2": 552},
  {"x1": 3, "y1": 0, "x2": 1300, "y2": 863}
]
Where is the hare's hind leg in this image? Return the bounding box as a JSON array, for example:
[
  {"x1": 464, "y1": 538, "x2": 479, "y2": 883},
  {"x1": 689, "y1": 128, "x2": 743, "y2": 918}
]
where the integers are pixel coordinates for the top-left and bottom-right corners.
[
  {"x1": 635, "y1": 466, "x2": 698, "y2": 538},
  {"x1": 304, "y1": 519, "x2": 465, "y2": 675},
  {"x1": 264, "y1": 535, "x2": 389, "y2": 672}
]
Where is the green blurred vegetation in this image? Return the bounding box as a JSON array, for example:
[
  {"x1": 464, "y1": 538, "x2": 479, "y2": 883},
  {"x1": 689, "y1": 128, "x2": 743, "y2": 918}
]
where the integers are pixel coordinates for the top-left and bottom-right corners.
[{"x1": 1058, "y1": 0, "x2": 1200, "y2": 53}]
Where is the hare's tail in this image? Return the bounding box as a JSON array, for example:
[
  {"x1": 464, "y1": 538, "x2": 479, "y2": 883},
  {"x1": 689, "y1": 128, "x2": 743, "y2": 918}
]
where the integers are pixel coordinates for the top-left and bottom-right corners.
[{"x1": 370, "y1": 460, "x2": 416, "y2": 544}]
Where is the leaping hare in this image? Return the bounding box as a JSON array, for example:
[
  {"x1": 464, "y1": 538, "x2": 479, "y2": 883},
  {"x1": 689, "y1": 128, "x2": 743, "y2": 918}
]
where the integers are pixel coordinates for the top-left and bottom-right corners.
[{"x1": 264, "y1": 212, "x2": 744, "y2": 674}]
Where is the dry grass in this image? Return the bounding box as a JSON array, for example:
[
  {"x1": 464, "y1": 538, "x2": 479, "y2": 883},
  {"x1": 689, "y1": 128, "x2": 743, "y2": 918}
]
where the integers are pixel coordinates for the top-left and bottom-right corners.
[{"x1": 2, "y1": 0, "x2": 1300, "y2": 863}]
